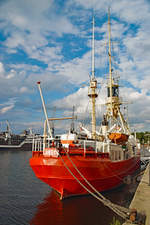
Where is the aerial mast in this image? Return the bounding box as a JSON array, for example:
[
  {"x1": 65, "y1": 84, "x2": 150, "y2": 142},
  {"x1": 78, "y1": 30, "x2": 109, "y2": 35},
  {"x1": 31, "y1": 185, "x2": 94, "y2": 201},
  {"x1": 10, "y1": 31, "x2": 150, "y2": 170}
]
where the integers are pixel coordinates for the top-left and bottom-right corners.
[
  {"x1": 108, "y1": 7, "x2": 113, "y2": 116},
  {"x1": 106, "y1": 9, "x2": 131, "y2": 135},
  {"x1": 88, "y1": 16, "x2": 98, "y2": 139},
  {"x1": 92, "y1": 16, "x2": 95, "y2": 80},
  {"x1": 106, "y1": 8, "x2": 120, "y2": 120}
]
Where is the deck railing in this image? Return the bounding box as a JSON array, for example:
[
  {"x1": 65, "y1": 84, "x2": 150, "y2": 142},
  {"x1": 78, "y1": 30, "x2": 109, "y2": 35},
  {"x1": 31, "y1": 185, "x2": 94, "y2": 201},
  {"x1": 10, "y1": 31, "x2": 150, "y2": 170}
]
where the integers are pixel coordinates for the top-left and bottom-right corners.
[
  {"x1": 32, "y1": 137, "x2": 112, "y2": 155},
  {"x1": 32, "y1": 138, "x2": 43, "y2": 151}
]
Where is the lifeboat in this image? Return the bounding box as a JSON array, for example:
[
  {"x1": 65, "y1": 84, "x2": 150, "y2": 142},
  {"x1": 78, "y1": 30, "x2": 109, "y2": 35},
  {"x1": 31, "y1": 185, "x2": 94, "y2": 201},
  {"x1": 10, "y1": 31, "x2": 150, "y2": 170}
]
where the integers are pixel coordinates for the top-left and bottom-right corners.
[{"x1": 109, "y1": 133, "x2": 129, "y2": 144}]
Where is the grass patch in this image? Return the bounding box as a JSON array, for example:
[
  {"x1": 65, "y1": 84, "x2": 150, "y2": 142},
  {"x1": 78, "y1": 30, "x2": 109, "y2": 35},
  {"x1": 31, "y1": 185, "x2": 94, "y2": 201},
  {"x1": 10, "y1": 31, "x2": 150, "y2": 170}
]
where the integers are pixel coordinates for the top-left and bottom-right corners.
[{"x1": 110, "y1": 217, "x2": 121, "y2": 225}]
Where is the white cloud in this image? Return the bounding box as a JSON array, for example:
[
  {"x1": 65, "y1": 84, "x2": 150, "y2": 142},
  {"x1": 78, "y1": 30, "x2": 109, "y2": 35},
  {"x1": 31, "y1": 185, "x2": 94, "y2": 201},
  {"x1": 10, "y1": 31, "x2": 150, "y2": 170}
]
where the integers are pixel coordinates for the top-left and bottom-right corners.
[
  {"x1": 56, "y1": 52, "x2": 91, "y2": 84},
  {"x1": 53, "y1": 81, "x2": 106, "y2": 119},
  {"x1": 6, "y1": 69, "x2": 16, "y2": 79},
  {"x1": 0, "y1": 0, "x2": 79, "y2": 59},
  {"x1": 0, "y1": 62, "x2": 5, "y2": 75},
  {"x1": 111, "y1": 0, "x2": 150, "y2": 24},
  {"x1": 72, "y1": 0, "x2": 107, "y2": 11},
  {"x1": 118, "y1": 86, "x2": 150, "y2": 131},
  {"x1": 0, "y1": 98, "x2": 16, "y2": 114},
  {"x1": 99, "y1": 19, "x2": 127, "y2": 40},
  {"x1": 0, "y1": 62, "x2": 16, "y2": 79},
  {"x1": 19, "y1": 87, "x2": 28, "y2": 93},
  {"x1": 0, "y1": 0, "x2": 150, "y2": 132},
  {"x1": 30, "y1": 46, "x2": 63, "y2": 65},
  {"x1": 0, "y1": 105, "x2": 14, "y2": 114}
]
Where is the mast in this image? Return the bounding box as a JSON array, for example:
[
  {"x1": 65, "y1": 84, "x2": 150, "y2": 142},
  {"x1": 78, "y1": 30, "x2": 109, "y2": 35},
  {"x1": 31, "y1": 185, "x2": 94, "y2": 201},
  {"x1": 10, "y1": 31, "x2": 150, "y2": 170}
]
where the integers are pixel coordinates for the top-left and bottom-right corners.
[
  {"x1": 37, "y1": 81, "x2": 53, "y2": 139},
  {"x1": 108, "y1": 8, "x2": 113, "y2": 116},
  {"x1": 106, "y1": 9, "x2": 131, "y2": 135},
  {"x1": 70, "y1": 106, "x2": 75, "y2": 133},
  {"x1": 92, "y1": 16, "x2": 95, "y2": 80},
  {"x1": 106, "y1": 8, "x2": 120, "y2": 120},
  {"x1": 88, "y1": 16, "x2": 98, "y2": 139}
]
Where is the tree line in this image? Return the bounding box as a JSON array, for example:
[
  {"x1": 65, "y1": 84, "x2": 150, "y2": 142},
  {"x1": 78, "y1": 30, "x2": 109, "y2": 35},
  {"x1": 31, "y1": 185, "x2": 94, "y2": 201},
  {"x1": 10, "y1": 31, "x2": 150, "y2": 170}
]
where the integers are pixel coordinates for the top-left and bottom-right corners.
[{"x1": 133, "y1": 131, "x2": 150, "y2": 144}]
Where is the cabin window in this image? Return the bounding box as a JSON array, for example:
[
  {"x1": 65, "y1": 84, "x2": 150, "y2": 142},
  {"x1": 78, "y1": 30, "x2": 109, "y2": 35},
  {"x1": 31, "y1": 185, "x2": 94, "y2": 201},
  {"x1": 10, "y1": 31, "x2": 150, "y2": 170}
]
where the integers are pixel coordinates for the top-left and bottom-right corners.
[{"x1": 107, "y1": 86, "x2": 119, "y2": 97}]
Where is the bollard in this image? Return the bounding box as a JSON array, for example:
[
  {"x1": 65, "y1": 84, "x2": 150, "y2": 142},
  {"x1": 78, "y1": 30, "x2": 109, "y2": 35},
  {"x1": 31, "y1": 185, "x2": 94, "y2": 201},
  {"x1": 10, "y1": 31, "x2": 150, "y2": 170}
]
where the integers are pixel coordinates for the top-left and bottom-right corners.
[{"x1": 129, "y1": 208, "x2": 137, "y2": 222}]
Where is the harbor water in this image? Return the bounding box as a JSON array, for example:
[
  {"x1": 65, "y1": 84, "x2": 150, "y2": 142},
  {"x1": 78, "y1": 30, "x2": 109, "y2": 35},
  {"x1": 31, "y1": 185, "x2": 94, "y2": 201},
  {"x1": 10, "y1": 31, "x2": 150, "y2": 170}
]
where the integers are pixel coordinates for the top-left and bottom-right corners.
[{"x1": 0, "y1": 150, "x2": 139, "y2": 225}]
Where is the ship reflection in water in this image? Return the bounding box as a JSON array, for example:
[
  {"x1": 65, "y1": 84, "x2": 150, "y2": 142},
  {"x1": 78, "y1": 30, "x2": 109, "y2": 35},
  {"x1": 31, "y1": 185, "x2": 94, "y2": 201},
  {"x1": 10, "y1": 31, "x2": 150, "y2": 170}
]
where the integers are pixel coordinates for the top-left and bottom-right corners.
[{"x1": 30, "y1": 183, "x2": 137, "y2": 225}]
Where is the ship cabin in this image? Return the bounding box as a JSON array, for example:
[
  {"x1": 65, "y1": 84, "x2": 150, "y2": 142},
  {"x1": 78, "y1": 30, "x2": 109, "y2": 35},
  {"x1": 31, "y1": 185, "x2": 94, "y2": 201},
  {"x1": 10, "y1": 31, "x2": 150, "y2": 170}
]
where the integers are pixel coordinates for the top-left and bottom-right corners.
[{"x1": 107, "y1": 84, "x2": 119, "y2": 98}]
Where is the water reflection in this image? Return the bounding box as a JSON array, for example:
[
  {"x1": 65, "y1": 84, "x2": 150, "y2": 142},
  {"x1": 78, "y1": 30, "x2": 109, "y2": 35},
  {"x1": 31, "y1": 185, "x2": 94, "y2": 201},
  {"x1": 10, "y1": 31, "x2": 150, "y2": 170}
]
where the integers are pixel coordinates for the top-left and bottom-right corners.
[
  {"x1": 30, "y1": 180, "x2": 139, "y2": 225},
  {"x1": 30, "y1": 187, "x2": 133, "y2": 225}
]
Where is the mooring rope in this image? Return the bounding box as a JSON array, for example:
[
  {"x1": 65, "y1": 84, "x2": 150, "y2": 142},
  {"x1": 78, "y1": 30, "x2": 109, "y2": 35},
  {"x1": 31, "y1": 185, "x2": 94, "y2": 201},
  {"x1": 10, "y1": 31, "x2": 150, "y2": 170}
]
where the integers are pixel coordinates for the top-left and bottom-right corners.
[
  {"x1": 58, "y1": 149, "x2": 131, "y2": 221},
  {"x1": 64, "y1": 149, "x2": 130, "y2": 213}
]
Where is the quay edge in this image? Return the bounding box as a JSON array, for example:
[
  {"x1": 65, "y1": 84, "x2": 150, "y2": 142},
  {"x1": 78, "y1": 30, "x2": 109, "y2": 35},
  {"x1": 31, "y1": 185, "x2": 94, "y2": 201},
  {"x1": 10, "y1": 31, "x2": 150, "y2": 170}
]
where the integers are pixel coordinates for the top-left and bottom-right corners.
[{"x1": 123, "y1": 163, "x2": 150, "y2": 225}]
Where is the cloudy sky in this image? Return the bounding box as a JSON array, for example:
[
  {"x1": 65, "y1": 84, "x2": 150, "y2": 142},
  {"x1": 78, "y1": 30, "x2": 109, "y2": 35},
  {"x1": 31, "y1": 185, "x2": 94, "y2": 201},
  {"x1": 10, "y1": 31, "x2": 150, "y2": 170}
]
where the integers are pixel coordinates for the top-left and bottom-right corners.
[{"x1": 0, "y1": 0, "x2": 150, "y2": 134}]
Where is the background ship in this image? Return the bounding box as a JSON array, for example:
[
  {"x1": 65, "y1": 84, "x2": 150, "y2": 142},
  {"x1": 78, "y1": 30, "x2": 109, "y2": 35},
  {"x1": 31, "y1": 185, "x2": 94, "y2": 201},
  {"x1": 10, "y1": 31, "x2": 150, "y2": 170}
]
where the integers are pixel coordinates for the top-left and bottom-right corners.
[
  {"x1": 0, "y1": 121, "x2": 40, "y2": 151},
  {"x1": 30, "y1": 13, "x2": 140, "y2": 199}
]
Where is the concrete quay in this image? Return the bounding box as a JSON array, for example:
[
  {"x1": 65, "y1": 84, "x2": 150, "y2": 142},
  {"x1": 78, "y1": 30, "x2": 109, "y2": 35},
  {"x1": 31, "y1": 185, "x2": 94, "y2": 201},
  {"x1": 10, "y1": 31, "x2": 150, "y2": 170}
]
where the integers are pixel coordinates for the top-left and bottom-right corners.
[{"x1": 123, "y1": 163, "x2": 150, "y2": 225}]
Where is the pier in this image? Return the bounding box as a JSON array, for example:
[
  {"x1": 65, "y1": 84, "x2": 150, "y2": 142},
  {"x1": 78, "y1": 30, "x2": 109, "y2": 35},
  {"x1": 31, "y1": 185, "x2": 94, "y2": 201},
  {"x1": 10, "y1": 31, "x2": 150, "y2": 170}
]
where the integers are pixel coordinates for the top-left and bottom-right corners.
[{"x1": 123, "y1": 163, "x2": 150, "y2": 225}]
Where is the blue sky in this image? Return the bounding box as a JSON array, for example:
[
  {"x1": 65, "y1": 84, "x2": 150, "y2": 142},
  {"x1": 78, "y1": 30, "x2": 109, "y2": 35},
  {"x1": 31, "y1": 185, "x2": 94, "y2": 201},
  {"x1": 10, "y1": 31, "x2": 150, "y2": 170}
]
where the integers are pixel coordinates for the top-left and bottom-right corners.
[{"x1": 0, "y1": 0, "x2": 150, "y2": 133}]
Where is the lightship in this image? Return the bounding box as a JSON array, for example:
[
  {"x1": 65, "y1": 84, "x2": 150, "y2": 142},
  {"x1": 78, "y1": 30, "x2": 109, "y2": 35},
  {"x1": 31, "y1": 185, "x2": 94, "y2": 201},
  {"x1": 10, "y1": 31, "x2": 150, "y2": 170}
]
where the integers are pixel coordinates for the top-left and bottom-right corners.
[{"x1": 30, "y1": 12, "x2": 140, "y2": 199}]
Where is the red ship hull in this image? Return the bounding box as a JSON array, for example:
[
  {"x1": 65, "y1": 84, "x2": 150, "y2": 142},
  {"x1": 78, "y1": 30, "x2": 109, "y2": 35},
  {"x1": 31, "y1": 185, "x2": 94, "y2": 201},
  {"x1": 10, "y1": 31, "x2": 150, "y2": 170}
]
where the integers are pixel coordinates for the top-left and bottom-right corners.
[{"x1": 30, "y1": 151, "x2": 140, "y2": 199}]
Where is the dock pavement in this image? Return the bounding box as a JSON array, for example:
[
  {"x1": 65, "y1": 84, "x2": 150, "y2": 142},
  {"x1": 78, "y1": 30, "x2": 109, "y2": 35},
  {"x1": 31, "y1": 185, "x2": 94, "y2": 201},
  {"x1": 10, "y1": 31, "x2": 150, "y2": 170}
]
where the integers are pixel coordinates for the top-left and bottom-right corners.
[{"x1": 123, "y1": 163, "x2": 150, "y2": 225}]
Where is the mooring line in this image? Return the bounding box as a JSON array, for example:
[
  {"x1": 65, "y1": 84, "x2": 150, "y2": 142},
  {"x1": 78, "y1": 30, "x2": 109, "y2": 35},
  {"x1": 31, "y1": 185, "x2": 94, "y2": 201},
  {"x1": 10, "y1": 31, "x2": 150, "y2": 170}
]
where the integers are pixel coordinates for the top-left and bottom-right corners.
[
  {"x1": 58, "y1": 149, "x2": 130, "y2": 221},
  {"x1": 65, "y1": 149, "x2": 130, "y2": 213}
]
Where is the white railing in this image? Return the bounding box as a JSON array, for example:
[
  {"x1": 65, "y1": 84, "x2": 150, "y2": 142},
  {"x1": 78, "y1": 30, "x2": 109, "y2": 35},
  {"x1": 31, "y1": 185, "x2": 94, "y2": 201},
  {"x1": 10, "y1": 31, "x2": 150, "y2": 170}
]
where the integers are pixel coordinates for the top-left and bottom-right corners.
[
  {"x1": 32, "y1": 137, "x2": 111, "y2": 154},
  {"x1": 82, "y1": 140, "x2": 110, "y2": 154},
  {"x1": 32, "y1": 138, "x2": 43, "y2": 151}
]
